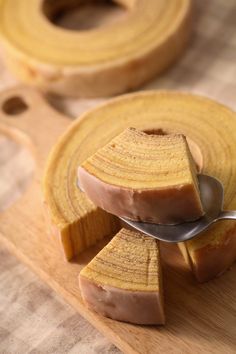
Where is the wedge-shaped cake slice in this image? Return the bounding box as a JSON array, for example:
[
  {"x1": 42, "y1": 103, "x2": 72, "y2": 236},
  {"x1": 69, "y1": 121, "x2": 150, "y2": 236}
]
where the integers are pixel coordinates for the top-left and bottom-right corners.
[
  {"x1": 79, "y1": 228, "x2": 165, "y2": 325},
  {"x1": 78, "y1": 128, "x2": 203, "y2": 224}
]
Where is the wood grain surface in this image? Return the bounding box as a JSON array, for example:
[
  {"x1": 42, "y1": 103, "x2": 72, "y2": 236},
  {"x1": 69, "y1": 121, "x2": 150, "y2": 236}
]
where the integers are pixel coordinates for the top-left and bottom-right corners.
[
  {"x1": 0, "y1": 86, "x2": 235, "y2": 354},
  {"x1": 0, "y1": 86, "x2": 120, "y2": 354},
  {"x1": 0, "y1": 243, "x2": 120, "y2": 354}
]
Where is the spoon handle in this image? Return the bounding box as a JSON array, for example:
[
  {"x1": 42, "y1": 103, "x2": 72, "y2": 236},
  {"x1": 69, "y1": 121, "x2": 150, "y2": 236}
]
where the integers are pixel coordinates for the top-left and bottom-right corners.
[{"x1": 218, "y1": 210, "x2": 236, "y2": 220}]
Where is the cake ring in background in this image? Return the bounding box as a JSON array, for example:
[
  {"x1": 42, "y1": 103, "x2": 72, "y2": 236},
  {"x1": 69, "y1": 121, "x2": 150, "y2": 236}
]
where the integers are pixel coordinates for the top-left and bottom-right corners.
[
  {"x1": 43, "y1": 91, "x2": 236, "y2": 282},
  {"x1": 0, "y1": 0, "x2": 192, "y2": 97}
]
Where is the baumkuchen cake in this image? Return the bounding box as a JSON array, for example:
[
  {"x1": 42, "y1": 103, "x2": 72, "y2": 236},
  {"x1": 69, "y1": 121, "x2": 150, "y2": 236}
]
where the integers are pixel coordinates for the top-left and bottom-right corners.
[
  {"x1": 79, "y1": 228, "x2": 165, "y2": 325},
  {"x1": 43, "y1": 91, "x2": 236, "y2": 282},
  {"x1": 78, "y1": 128, "x2": 203, "y2": 224},
  {"x1": 0, "y1": 0, "x2": 192, "y2": 97}
]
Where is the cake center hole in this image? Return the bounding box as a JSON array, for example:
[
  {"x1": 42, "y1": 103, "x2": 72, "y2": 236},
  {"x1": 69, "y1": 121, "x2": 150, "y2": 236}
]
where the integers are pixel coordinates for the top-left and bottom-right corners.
[
  {"x1": 144, "y1": 128, "x2": 168, "y2": 136},
  {"x1": 2, "y1": 96, "x2": 28, "y2": 116},
  {"x1": 42, "y1": 0, "x2": 129, "y2": 31}
]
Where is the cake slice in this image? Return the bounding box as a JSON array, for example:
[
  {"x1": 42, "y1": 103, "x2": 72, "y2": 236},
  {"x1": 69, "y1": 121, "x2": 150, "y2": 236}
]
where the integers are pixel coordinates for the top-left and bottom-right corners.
[
  {"x1": 78, "y1": 128, "x2": 203, "y2": 225},
  {"x1": 178, "y1": 221, "x2": 236, "y2": 282},
  {"x1": 79, "y1": 228, "x2": 165, "y2": 325}
]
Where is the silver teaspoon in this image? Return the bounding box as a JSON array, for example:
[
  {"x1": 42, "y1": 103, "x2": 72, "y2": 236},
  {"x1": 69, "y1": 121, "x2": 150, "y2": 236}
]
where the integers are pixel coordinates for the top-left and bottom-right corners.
[{"x1": 120, "y1": 174, "x2": 236, "y2": 243}]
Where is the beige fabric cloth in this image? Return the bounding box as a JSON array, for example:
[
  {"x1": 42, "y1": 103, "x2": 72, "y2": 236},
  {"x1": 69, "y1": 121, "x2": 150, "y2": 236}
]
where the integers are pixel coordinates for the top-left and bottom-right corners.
[
  {"x1": 0, "y1": 245, "x2": 120, "y2": 354},
  {"x1": 0, "y1": 0, "x2": 236, "y2": 353}
]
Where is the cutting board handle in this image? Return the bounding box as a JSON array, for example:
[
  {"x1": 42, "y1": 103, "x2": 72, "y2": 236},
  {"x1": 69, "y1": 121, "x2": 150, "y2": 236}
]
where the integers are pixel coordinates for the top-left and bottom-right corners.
[{"x1": 0, "y1": 86, "x2": 70, "y2": 167}]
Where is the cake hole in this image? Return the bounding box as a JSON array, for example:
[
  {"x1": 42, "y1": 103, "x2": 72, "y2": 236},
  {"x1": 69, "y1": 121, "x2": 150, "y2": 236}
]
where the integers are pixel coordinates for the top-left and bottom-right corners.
[
  {"x1": 2, "y1": 96, "x2": 28, "y2": 116},
  {"x1": 0, "y1": 134, "x2": 35, "y2": 212},
  {"x1": 42, "y1": 0, "x2": 129, "y2": 31},
  {"x1": 144, "y1": 128, "x2": 168, "y2": 136}
]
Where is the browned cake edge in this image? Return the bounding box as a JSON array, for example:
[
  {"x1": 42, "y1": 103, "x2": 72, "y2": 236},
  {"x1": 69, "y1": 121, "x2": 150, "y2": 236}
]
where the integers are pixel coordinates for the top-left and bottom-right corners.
[
  {"x1": 179, "y1": 226, "x2": 236, "y2": 282},
  {"x1": 79, "y1": 275, "x2": 165, "y2": 325},
  {"x1": 78, "y1": 165, "x2": 203, "y2": 224}
]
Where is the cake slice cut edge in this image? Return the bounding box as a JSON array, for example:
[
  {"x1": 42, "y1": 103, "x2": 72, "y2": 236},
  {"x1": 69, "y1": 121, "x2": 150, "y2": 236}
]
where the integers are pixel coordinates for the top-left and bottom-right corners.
[
  {"x1": 78, "y1": 128, "x2": 204, "y2": 224},
  {"x1": 79, "y1": 228, "x2": 165, "y2": 325}
]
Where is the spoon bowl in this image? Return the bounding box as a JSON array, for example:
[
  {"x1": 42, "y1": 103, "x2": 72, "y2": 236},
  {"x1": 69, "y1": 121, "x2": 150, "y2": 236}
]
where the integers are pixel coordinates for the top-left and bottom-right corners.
[{"x1": 121, "y1": 174, "x2": 236, "y2": 243}]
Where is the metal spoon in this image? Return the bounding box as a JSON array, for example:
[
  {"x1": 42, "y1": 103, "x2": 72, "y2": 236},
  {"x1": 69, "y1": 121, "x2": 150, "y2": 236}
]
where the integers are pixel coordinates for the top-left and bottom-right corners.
[{"x1": 120, "y1": 174, "x2": 236, "y2": 243}]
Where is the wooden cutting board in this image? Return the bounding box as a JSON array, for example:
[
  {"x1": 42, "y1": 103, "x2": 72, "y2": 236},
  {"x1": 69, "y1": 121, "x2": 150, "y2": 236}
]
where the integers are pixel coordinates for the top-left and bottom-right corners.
[{"x1": 0, "y1": 87, "x2": 235, "y2": 354}]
